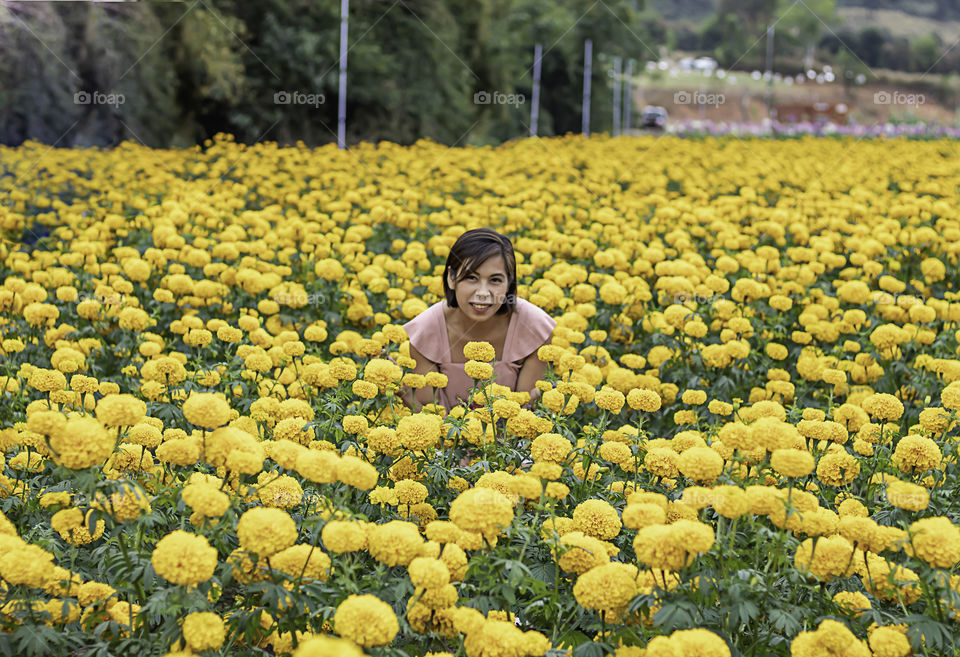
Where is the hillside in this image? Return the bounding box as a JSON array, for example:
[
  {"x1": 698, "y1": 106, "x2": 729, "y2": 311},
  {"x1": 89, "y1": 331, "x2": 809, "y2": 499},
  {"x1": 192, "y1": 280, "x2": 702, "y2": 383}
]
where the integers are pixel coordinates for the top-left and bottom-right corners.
[{"x1": 648, "y1": 0, "x2": 960, "y2": 37}]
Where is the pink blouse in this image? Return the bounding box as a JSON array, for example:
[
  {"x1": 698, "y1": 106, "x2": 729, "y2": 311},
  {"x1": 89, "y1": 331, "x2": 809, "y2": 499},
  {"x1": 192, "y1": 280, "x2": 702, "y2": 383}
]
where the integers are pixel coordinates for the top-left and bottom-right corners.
[{"x1": 403, "y1": 298, "x2": 557, "y2": 410}]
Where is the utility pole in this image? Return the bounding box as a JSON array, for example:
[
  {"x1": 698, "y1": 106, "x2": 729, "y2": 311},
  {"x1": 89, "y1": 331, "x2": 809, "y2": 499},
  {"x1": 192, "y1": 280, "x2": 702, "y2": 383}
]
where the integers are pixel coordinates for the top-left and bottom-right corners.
[
  {"x1": 765, "y1": 23, "x2": 774, "y2": 118},
  {"x1": 530, "y1": 43, "x2": 542, "y2": 137},
  {"x1": 623, "y1": 58, "x2": 634, "y2": 133},
  {"x1": 582, "y1": 39, "x2": 592, "y2": 136},
  {"x1": 612, "y1": 56, "x2": 622, "y2": 137},
  {"x1": 337, "y1": 0, "x2": 349, "y2": 149}
]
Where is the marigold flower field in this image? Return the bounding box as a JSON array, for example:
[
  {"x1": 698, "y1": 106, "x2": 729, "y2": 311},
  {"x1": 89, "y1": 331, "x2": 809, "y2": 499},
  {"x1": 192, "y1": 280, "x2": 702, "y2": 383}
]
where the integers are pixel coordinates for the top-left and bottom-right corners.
[{"x1": 2, "y1": 134, "x2": 960, "y2": 657}]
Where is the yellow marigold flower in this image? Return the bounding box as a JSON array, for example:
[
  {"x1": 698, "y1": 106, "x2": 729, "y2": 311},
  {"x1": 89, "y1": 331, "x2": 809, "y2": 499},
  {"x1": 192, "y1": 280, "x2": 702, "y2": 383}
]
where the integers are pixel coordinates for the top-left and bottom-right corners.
[
  {"x1": 156, "y1": 438, "x2": 201, "y2": 467},
  {"x1": 151, "y1": 530, "x2": 217, "y2": 586},
  {"x1": 492, "y1": 398, "x2": 521, "y2": 419},
  {"x1": 572, "y1": 499, "x2": 621, "y2": 540},
  {"x1": 24, "y1": 366, "x2": 67, "y2": 394},
  {"x1": 555, "y1": 531, "x2": 610, "y2": 574},
  {"x1": 367, "y1": 521, "x2": 423, "y2": 566},
  {"x1": 51, "y1": 508, "x2": 104, "y2": 546},
  {"x1": 39, "y1": 491, "x2": 71, "y2": 509},
  {"x1": 545, "y1": 481, "x2": 570, "y2": 499},
  {"x1": 711, "y1": 486, "x2": 749, "y2": 519},
  {"x1": 886, "y1": 480, "x2": 929, "y2": 511},
  {"x1": 258, "y1": 473, "x2": 304, "y2": 509},
  {"x1": 296, "y1": 450, "x2": 339, "y2": 484},
  {"x1": 182, "y1": 612, "x2": 225, "y2": 652},
  {"x1": 941, "y1": 381, "x2": 960, "y2": 410},
  {"x1": 270, "y1": 544, "x2": 331, "y2": 581},
  {"x1": 622, "y1": 503, "x2": 666, "y2": 530},
  {"x1": 573, "y1": 562, "x2": 638, "y2": 612},
  {"x1": 352, "y1": 380, "x2": 378, "y2": 399},
  {"x1": 337, "y1": 455, "x2": 379, "y2": 490},
  {"x1": 464, "y1": 360, "x2": 493, "y2": 380},
  {"x1": 27, "y1": 411, "x2": 67, "y2": 436},
  {"x1": 362, "y1": 425, "x2": 399, "y2": 456},
  {"x1": 868, "y1": 626, "x2": 911, "y2": 657},
  {"x1": 181, "y1": 391, "x2": 232, "y2": 429},
  {"x1": 449, "y1": 487, "x2": 515, "y2": 541},
  {"x1": 891, "y1": 434, "x2": 941, "y2": 474},
  {"x1": 816, "y1": 451, "x2": 860, "y2": 487},
  {"x1": 599, "y1": 441, "x2": 632, "y2": 465},
  {"x1": 425, "y1": 372, "x2": 448, "y2": 388},
  {"x1": 237, "y1": 507, "x2": 297, "y2": 557},
  {"x1": 598, "y1": 281, "x2": 626, "y2": 304},
  {"x1": 425, "y1": 521, "x2": 463, "y2": 545},
  {"x1": 903, "y1": 516, "x2": 960, "y2": 569},
  {"x1": 333, "y1": 595, "x2": 400, "y2": 647},
  {"x1": 677, "y1": 446, "x2": 724, "y2": 484},
  {"x1": 595, "y1": 388, "x2": 625, "y2": 413},
  {"x1": 293, "y1": 636, "x2": 365, "y2": 657},
  {"x1": 654, "y1": 628, "x2": 731, "y2": 657},
  {"x1": 363, "y1": 358, "x2": 403, "y2": 392},
  {"x1": 644, "y1": 448, "x2": 679, "y2": 479},
  {"x1": 634, "y1": 521, "x2": 713, "y2": 571},
  {"x1": 463, "y1": 341, "x2": 495, "y2": 362},
  {"x1": 322, "y1": 520, "x2": 368, "y2": 553},
  {"x1": 395, "y1": 479, "x2": 428, "y2": 505},
  {"x1": 833, "y1": 590, "x2": 871, "y2": 618},
  {"x1": 862, "y1": 393, "x2": 904, "y2": 422},
  {"x1": 101, "y1": 483, "x2": 152, "y2": 522},
  {"x1": 181, "y1": 482, "x2": 229, "y2": 517},
  {"x1": 523, "y1": 457, "x2": 560, "y2": 481},
  {"x1": 681, "y1": 389, "x2": 707, "y2": 405},
  {"x1": 49, "y1": 416, "x2": 115, "y2": 469},
  {"x1": 342, "y1": 415, "x2": 369, "y2": 435},
  {"x1": 366, "y1": 485, "x2": 396, "y2": 509},
  {"x1": 791, "y1": 620, "x2": 870, "y2": 657},
  {"x1": 918, "y1": 407, "x2": 951, "y2": 434},
  {"x1": 531, "y1": 433, "x2": 572, "y2": 463},
  {"x1": 769, "y1": 295, "x2": 793, "y2": 311},
  {"x1": 627, "y1": 388, "x2": 661, "y2": 412},
  {"x1": 770, "y1": 449, "x2": 815, "y2": 478},
  {"x1": 794, "y1": 534, "x2": 855, "y2": 581},
  {"x1": 540, "y1": 388, "x2": 566, "y2": 413},
  {"x1": 95, "y1": 394, "x2": 146, "y2": 427},
  {"x1": 408, "y1": 556, "x2": 450, "y2": 589},
  {"x1": 397, "y1": 413, "x2": 443, "y2": 451},
  {"x1": 837, "y1": 498, "x2": 868, "y2": 518}
]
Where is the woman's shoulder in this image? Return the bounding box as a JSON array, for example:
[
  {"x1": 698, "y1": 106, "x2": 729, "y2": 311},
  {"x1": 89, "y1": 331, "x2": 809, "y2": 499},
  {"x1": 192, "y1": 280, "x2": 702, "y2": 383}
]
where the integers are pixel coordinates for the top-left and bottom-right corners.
[
  {"x1": 506, "y1": 297, "x2": 557, "y2": 362},
  {"x1": 402, "y1": 300, "x2": 447, "y2": 363}
]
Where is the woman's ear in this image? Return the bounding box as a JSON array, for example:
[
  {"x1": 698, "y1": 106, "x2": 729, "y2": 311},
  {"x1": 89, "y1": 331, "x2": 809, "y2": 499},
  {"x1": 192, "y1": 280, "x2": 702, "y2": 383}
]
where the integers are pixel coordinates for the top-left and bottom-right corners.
[{"x1": 446, "y1": 268, "x2": 457, "y2": 290}]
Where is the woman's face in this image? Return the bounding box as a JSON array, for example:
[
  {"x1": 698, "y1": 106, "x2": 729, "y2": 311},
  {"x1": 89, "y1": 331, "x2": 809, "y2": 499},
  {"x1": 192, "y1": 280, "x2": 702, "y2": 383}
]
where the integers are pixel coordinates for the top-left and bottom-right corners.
[{"x1": 448, "y1": 255, "x2": 510, "y2": 322}]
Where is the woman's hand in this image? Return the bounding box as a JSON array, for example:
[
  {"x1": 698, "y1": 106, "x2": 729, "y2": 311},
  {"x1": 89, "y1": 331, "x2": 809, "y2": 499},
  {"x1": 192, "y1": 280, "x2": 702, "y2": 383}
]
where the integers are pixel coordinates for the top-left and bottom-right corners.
[{"x1": 522, "y1": 387, "x2": 542, "y2": 410}]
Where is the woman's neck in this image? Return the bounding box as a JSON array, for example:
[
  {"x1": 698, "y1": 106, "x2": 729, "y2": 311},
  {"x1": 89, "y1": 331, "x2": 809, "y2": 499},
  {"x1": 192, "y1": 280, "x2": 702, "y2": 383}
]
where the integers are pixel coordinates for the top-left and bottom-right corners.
[{"x1": 445, "y1": 305, "x2": 510, "y2": 341}]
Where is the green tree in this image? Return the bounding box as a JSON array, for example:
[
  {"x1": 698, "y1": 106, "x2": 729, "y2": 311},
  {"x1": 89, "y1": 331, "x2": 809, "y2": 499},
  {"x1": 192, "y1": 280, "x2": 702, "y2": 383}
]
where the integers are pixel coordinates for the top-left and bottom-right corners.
[
  {"x1": 776, "y1": 0, "x2": 839, "y2": 69},
  {"x1": 910, "y1": 34, "x2": 941, "y2": 73}
]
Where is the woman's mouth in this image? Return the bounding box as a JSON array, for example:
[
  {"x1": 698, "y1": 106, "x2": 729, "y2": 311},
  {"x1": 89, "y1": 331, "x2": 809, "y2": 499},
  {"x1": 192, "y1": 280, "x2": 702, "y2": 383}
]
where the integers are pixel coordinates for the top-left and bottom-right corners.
[{"x1": 470, "y1": 303, "x2": 492, "y2": 313}]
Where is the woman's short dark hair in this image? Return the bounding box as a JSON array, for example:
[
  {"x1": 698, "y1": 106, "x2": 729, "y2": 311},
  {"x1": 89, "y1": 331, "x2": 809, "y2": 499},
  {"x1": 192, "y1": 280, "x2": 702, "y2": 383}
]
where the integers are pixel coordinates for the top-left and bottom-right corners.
[{"x1": 443, "y1": 228, "x2": 517, "y2": 315}]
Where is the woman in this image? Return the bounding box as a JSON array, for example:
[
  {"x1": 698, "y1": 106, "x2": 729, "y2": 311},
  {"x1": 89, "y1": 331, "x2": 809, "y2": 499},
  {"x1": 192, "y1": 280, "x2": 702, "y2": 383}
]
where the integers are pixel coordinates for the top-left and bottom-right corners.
[{"x1": 400, "y1": 228, "x2": 556, "y2": 412}]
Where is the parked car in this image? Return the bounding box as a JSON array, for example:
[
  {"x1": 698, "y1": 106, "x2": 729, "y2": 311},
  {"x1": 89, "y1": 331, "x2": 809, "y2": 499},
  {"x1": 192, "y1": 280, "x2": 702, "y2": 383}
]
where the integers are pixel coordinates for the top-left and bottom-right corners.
[{"x1": 641, "y1": 106, "x2": 668, "y2": 130}]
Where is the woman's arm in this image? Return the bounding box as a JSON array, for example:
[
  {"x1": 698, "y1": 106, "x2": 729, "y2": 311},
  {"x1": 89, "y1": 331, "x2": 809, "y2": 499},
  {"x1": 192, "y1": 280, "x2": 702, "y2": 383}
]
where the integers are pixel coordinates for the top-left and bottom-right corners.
[
  {"x1": 401, "y1": 343, "x2": 441, "y2": 412},
  {"x1": 515, "y1": 351, "x2": 548, "y2": 409}
]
